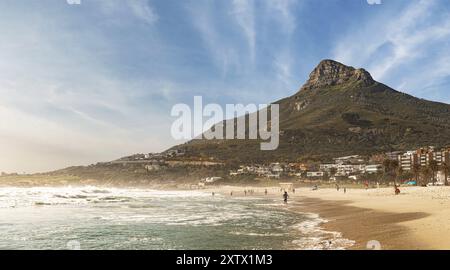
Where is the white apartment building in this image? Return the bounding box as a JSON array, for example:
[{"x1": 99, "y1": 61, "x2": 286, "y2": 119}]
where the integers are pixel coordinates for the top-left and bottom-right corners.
[
  {"x1": 364, "y1": 164, "x2": 382, "y2": 174},
  {"x1": 307, "y1": 171, "x2": 324, "y2": 178},
  {"x1": 319, "y1": 164, "x2": 338, "y2": 171}
]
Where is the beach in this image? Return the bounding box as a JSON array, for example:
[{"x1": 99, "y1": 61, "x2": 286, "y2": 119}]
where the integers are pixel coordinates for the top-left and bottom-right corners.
[
  {"x1": 2, "y1": 184, "x2": 450, "y2": 250},
  {"x1": 214, "y1": 185, "x2": 450, "y2": 250}
]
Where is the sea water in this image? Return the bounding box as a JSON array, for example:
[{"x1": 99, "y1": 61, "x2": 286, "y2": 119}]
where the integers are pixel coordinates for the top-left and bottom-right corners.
[{"x1": 0, "y1": 186, "x2": 354, "y2": 250}]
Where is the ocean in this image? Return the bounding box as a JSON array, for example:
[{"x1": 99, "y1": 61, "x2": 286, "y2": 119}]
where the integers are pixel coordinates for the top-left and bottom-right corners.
[{"x1": 0, "y1": 186, "x2": 354, "y2": 250}]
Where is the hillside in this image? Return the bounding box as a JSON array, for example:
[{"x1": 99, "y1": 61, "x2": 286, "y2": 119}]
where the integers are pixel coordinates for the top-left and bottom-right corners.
[{"x1": 173, "y1": 60, "x2": 450, "y2": 163}]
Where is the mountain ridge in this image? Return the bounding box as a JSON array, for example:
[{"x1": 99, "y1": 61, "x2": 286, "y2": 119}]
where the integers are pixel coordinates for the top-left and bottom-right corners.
[{"x1": 172, "y1": 59, "x2": 450, "y2": 163}]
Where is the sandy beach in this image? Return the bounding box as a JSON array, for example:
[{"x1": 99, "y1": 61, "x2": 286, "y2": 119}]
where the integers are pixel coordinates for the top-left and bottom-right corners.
[{"x1": 213, "y1": 185, "x2": 450, "y2": 250}]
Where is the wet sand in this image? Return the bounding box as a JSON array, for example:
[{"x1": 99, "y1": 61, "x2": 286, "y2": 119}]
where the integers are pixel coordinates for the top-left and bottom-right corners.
[
  {"x1": 294, "y1": 197, "x2": 428, "y2": 250},
  {"x1": 213, "y1": 186, "x2": 448, "y2": 250}
]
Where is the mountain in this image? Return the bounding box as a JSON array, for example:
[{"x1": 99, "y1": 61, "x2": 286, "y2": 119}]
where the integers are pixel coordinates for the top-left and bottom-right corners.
[{"x1": 171, "y1": 59, "x2": 450, "y2": 163}]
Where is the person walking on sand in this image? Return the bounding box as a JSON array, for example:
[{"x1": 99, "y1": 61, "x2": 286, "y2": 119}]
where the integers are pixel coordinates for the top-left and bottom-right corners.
[
  {"x1": 265, "y1": 189, "x2": 268, "y2": 196},
  {"x1": 244, "y1": 190, "x2": 247, "y2": 196},
  {"x1": 212, "y1": 192, "x2": 215, "y2": 196},
  {"x1": 344, "y1": 187, "x2": 346, "y2": 194},
  {"x1": 230, "y1": 191, "x2": 233, "y2": 196},
  {"x1": 293, "y1": 188, "x2": 295, "y2": 194},
  {"x1": 283, "y1": 191, "x2": 289, "y2": 204}
]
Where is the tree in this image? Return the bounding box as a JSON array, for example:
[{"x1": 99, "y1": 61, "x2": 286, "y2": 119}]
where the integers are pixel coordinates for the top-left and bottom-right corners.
[
  {"x1": 396, "y1": 165, "x2": 403, "y2": 184},
  {"x1": 420, "y1": 166, "x2": 432, "y2": 186},
  {"x1": 441, "y1": 161, "x2": 450, "y2": 186},
  {"x1": 391, "y1": 160, "x2": 399, "y2": 186},
  {"x1": 330, "y1": 167, "x2": 337, "y2": 177},
  {"x1": 429, "y1": 160, "x2": 439, "y2": 184},
  {"x1": 382, "y1": 159, "x2": 392, "y2": 173},
  {"x1": 382, "y1": 159, "x2": 399, "y2": 186},
  {"x1": 382, "y1": 159, "x2": 391, "y2": 184},
  {"x1": 412, "y1": 163, "x2": 421, "y2": 186}
]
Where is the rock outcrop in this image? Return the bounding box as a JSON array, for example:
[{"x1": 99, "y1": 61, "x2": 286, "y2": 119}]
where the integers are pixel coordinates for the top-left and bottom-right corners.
[{"x1": 299, "y1": 59, "x2": 375, "y2": 91}]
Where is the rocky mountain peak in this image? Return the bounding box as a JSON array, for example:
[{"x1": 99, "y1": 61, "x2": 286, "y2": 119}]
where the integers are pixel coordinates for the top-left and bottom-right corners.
[{"x1": 299, "y1": 59, "x2": 375, "y2": 91}]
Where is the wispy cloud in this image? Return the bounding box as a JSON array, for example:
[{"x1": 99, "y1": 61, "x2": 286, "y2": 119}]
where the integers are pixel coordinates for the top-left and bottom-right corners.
[
  {"x1": 333, "y1": 0, "x2": 450, "y2": 100},
  {"x1": 231, "y1": 0, "x2": 256, "y2": 62},
  {"x1": 127, "y1": 0, "x2": 159, "y2": 24},
  {"x1": 265, "y1": 0, "x2": 297, "y2": 35},
  {"x1": 188, "y1": 2, "x2": 245, "y2": 79},
  {"x1": 265, "y1": 0, "x2": 298, "y2": 90},
  {"x1": 97, "y1": 0, "x2": 159, "y2": 24}
]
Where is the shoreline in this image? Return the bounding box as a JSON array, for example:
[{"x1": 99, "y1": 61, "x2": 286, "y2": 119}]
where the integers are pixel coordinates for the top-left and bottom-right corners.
[{"x1": 212, "y1": 185, "x2": 450, "y2": 250}]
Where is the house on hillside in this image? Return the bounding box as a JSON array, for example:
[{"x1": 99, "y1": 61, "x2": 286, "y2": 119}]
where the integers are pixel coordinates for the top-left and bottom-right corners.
[{"x1": 306, "y1": 171, "x2": 324, "y2": 179}]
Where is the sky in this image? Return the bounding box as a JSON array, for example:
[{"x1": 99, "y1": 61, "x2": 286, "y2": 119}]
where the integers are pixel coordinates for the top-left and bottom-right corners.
[{"x1": 0, "y1": 0, "x2": 449, "y2": 173}]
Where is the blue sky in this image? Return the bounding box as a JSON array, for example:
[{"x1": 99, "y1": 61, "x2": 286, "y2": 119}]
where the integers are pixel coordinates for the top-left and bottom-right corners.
[{"x1": 0, "y1": 0, "x2": 449, "y2": 172}]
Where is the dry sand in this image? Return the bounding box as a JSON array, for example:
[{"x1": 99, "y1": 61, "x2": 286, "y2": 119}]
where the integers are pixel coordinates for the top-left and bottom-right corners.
[{"x1": 213, "y1": 185, "x2": 450, "y2": 250}]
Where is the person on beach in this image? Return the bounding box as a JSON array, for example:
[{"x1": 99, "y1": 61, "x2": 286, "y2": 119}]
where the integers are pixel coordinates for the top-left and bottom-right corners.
[
  {"x1": 212, "y1": 192, "x2": 215, "y2": 196},
  {"x1": 244, "y1": 190, "x2": 247, "y2": 196},
  {"x1": 283, "y1": 191, "x2": 289, "y2": 204},
  {"x1": 230, "y1": 191, "x2": 233, "y2": 196},
  {"x1": 344, "y1": 187, "x2": 346, "y2": 194},
  {"x1": 336, "y1": 184, "x2": 340, "y2": 191},
  {"x1": 293, "y1": 188, "x2": 295, "y2": 194},
  {"x1": 265, "y1": 189, "x2": 268, "y2": 196}
]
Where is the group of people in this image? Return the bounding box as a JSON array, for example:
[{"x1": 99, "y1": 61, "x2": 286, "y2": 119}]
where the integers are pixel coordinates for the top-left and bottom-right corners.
[
  {"x1": 335, "y1": 184, "x2": 346, "y2": 194},
  {"x1": 229, "y1": 189, "x2": 269, "y2": 197},
  {"x1": 227, "y1": 188, "x2": 292, "y2": 204},
  {"x1": 244, "y1": 189, "x2": 256, "y2": 196}
]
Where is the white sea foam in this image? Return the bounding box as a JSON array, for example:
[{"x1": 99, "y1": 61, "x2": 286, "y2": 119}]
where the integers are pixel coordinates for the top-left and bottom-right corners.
[
  {"x1": 291, "y1": 213, "x2": 355, "y2": 250},
  {"x1": 229, "y1": 231, "x2": 287, "y2": 237},
  {"x1": 0, "y1": 186, "x2": 353, "y2": 250},
  {"x1": 0, "y1": 186, "x2": 213, "y2": 209}
]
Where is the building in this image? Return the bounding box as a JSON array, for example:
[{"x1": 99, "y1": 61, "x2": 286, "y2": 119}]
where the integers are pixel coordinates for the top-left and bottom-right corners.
[
  {"x1": 394, "y1": 146, "x2": 450, "y2": 171},
  {"x1": 145, "y1": 164, "x2": 162, "y2": 171},
  {"x1": 398, "y1": 152, "x2": 418, "y2": 171},
  {"x1": 267, "y1": 173, "x2": 281, "y2": 179},
  {"x1": 270, "y1": 163, "x2": 284, "y2": 173},
  {"x1": 437, "y1": 171, "x2": 450, "y2": 184},
  {"x1": 319, "y1": 164, "x2": 338, "y2": 172},
  {"x1": 333, "y1": 155, "x2": 365, "y2": 165},
  {"x1": 203, "y1": 177, "x2": 222, "y2": 184},
  {"x1": 336, "y1": 164, "x2": 364, "y2": 176},
  {"x1": 306, "y1": 171, "x2": 324, "y2": 178},
  {"x1": 364, "y1": 164, "x2": 383, "y2": 174},
  {"x1": 433, "y1": 150, "x2": 449, "y2": 166},
  {"x1": 385, "y1": 151, "x2": 404, "y2": 161},
  {"x1": 288, "y1": 163, "x2": 313, "y2": 171},
  {"x1": 165, "y1": 149, "x2": 185, "y2": 158}
]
